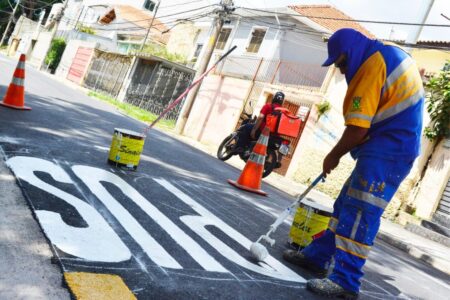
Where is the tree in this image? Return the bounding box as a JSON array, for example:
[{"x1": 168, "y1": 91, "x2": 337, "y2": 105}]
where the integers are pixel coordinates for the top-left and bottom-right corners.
[{"x1": 0, "y1": 0, "x2": 61, "y2": 44}]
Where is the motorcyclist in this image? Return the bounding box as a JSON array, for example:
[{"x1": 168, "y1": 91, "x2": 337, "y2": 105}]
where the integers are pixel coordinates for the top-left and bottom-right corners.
[{"x1": 235, "y1": 91, "x2": 285, "y2": 152}]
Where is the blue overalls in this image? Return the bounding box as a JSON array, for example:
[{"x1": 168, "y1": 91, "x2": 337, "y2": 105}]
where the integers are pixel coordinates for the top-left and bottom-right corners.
[{"x1": 301, "y1": 31, "x2": 424, "y2": 293}]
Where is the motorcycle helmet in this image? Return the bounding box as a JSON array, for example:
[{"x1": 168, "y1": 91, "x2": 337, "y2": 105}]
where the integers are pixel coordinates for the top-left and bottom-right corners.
[{"x1": 272, "y1": 91, "x2": 285, "y2": 104}]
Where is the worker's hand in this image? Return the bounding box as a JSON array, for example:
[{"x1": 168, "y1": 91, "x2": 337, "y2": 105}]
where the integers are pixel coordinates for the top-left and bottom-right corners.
[
  {"x1": 250, "y1": 130, "x2": 257, "y2": 140},
  {"x1": 323, "y1": 152, "x2": 340, "y2": 177}
]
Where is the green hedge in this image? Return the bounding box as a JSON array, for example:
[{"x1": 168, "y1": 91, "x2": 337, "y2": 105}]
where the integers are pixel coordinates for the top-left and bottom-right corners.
[{"x1": 45, "y1": 38, "x2": 66, "y2": 72}]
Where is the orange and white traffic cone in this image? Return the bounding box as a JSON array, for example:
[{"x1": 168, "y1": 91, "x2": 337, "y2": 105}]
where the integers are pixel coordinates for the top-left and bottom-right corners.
[
  {"x1": 228, "y1": 127, "x2": 270, "y2": 196},
  {"x1": 1, "y1": 54, "x2": 30, "y2": 110}
]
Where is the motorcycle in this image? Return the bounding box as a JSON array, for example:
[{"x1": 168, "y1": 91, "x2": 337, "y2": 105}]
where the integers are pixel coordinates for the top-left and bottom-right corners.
[{"x1": 217, "y1": 113, "x2": 291, "y2": 178}]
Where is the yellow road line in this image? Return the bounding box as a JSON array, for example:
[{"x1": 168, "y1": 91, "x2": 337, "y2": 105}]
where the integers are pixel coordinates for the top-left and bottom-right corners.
[{"x1": 64, "y1": 272, "x2": 136, "y2": 300}]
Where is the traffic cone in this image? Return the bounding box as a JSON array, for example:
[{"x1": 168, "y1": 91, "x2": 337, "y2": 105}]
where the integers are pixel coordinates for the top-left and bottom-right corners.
[
  {"x1": 1, "y1": 54, "x2": 30, "y2": 110},
  {"x1": 228, "y1": 127, "x2": 270, "y2": 196}
]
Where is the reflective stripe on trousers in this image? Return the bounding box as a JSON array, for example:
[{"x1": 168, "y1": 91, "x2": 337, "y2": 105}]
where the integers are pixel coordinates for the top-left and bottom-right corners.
[{"x1": 301, "y1": 156, "x2": 413, "y2": 293}]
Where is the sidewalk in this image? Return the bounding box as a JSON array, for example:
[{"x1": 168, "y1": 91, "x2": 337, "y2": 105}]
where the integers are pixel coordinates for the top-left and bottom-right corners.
[{"x1": 0, "y1": 151, "x2": 70, "y2": 299}]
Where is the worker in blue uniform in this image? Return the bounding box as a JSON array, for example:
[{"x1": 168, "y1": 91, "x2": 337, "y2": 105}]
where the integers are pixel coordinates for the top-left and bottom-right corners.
[{"x1": 283, "y1": 28, "x2": 424, "y2": 299}]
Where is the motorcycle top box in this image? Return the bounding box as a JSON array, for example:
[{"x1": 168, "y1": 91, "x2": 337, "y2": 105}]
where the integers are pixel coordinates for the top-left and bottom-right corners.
[{"x1": 266, "y1": 107, "x2": 302, "y2": 138}]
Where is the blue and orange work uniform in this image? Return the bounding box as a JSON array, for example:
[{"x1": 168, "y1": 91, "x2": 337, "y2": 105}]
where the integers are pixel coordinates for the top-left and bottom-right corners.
[{"x1": 302, "y1": 32, "x2": 424, "y2": 293}]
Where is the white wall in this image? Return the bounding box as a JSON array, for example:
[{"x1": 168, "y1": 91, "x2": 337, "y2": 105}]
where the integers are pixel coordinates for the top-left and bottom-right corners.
[
  {"x1": 193, "y1": 16, "x2": 326, "y2": 65},
  {"x1": 280, "y1": 30, "x2": 327, "y2": 65}
]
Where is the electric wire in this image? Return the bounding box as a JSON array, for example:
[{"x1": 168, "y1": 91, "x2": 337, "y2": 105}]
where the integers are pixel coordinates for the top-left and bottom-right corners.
[{"x1": 238, "y1": 7, "x2": 450, "y2": 28}]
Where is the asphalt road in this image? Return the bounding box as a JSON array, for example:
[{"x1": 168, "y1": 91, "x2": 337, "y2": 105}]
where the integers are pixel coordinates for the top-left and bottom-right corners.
[{"x1": 0, "y1": 54, "x2": 449, "y2": 300}]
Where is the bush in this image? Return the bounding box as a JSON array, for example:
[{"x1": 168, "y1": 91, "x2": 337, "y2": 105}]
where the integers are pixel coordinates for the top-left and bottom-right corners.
[
  {"x1": 77, "y1": 25, "x2": 95, "y2": 35},
  {"x1": 45, "y1": 38, "x2": 66, "y2": 72},
  {"x1": 424, "y1": 61, "x2": 450, "y2": 141},
  {"x1": 141, "y1": 43, "x2": 187, "y2": 64}
]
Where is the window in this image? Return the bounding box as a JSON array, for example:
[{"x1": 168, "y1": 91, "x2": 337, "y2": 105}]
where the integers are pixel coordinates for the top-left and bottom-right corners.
[
  {"x1": 144, "y1": 0, "x2": 156, "y2": 12},
  {"x1": 215, "y1": 28, "x2": 232, "y2": 50},
  {"x1": 192, "y1": 44, "x2": 203, "y2": 60},
  {"x1": 246, "y1": 28, "x2": 267, "y2": 53}
]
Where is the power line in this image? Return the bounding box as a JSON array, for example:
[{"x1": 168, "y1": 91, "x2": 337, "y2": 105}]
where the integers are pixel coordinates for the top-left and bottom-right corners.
[
  {"x1": 234, "y1": 9, "x2": 325, "y2": 37},
  {"x1": 60, "y1": 10, "x2": 213, "y2": 34},
  {"x1": 69, "y1": 4, "x2": 218, "y2": 27},
  {"x1": 160, "y1": 0, "x2": 206, "y2": 9},
  {"x1": 238, "y1": 7, "x2": 450, "y2": 28},
  {"x1": 19, "y1": 0, "x2": 62, "y2": 11},
  {"x1": 235, "y1": 14, "x2": 450, "y2": 51}
]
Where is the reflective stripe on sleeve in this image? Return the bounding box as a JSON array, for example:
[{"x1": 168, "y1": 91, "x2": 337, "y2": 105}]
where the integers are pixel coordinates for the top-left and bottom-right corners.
[
  {"x1": 344, "y1": 113, "x2": 373, "y2": 123},
  {"x1": 382, "y1": 57, "x2": 413, "y2": 96},
  {"x1": 373, "y1": 88, "x2": 424, "y2": 124}
]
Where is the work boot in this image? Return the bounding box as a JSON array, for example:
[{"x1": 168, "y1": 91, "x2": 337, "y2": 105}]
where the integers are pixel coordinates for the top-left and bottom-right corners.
[
  {"x1": 282, "y1": 250, "x2": 327, "y2": 278},
  {"x1": 307, "y1": 278, "x2": 359, "y2": 299}
]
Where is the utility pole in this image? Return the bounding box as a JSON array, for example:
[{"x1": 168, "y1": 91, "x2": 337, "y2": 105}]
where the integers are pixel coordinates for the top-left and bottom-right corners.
[
  {"x1": 175, "y1": 0, "x2": 234, "y2": 135},
  {"x1": 406, "y1": 0, "x2": 435, "y2": 45},
  {"x1": 140, "y1": 0, "x2": 161, "y2": 51},
  {"x1": 0, "y1": 0, "x2": 21, "y2": 46},
  {"x1": 40, "y1": 0, "x2": 68, "y2": 70}
]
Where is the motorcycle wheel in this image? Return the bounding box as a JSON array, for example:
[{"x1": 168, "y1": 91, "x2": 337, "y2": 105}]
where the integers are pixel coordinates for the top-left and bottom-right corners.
[
  {"x1": 262, "y1": 149, "x2": 277, "y2": 178},
  {"x1": 217, "y1": 134, "x2": 236, "y2": 161}
]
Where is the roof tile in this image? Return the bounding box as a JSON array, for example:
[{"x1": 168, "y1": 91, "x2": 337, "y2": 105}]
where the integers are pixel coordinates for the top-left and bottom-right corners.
[{"x1": 289, "y1": 4, "x2": 375, "y2": 38}]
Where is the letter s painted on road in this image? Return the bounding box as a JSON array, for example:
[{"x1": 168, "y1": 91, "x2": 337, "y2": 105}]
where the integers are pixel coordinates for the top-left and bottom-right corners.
[{"x1": 6, "y1": 156, "x2": 131, "y2": 263}]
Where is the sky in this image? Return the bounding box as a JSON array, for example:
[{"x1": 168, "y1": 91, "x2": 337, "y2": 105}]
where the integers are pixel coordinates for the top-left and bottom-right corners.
[
  {"x1": 158, "y1": 0, "x2": 450, "y2": 42},
  {"x1": 235, "y1": 0, "x2": 450, "y2": 41}
]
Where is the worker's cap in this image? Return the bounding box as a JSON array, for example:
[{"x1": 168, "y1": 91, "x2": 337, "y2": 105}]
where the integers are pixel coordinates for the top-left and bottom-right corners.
[{"x1": 322, "y1": 28, "x2": 358, "y2": 67}]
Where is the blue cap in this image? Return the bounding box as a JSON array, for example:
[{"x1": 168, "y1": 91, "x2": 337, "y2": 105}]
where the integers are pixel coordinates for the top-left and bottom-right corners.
[{"x1": 322, "y1": 29, "x2": 353, "y2": 67}]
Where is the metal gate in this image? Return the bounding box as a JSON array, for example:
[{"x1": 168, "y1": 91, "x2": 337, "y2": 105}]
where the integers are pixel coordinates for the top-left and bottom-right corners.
[
  {"x1": 124, "y1": 59, "x2": 194, "y2": 121},
  {"x1": 437, "y1": 179, "x2": 450, "y2": 216},
  {"x1": 83, "y1": 50, "x2": 132, "y2": 98}
]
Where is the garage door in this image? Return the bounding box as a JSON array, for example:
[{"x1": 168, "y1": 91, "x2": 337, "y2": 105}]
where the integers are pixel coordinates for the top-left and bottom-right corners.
[
  {"x1": 437, "y1": 178, "x2": 450, "y2": 216},
  {"x1": 67, "y1": 47, "x2": 94, "y2": 85}
]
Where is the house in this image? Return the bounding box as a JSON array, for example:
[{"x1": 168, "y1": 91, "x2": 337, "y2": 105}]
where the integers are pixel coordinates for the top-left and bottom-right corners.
[
  {"x1": 179, "y1": 5, "x2": 374, "y2": 180},
  {"x1": 60, "y1": 0, "x2": 167, "y2": 54},
  {"x1": 411, "y1": 40, "x2": 450, "y2": 76},
  {"x1": 177, "y1": 4, "x2": 450, "y2": 223}
]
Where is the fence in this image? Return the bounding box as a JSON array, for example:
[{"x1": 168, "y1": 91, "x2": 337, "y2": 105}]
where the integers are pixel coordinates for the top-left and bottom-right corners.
[
  {"x1": 124, "y1": 58, "x2": 194, "y2": 121},
  {"x1": 83, "y1": 50, "x2": 132, "y2": 98},
  {"x1": 215, "y1": 55, "x2": 328, "y2": 89}
]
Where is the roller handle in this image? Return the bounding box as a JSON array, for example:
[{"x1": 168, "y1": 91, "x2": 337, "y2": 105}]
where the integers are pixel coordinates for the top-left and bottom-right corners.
[{"x1": 269, "y1": 174, "x2": 325, "y2": 232}]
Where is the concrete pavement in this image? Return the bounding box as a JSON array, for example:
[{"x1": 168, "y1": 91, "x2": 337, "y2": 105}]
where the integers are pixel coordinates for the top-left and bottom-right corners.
[{"x1": 0, "y1": 151, "x2": 70, "y2": 300}]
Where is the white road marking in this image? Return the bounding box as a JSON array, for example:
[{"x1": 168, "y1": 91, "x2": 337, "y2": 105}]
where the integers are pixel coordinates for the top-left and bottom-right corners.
[
  {"x1": 73, "y1": 165, "x2": 228, "y2": 273},
  {"x1": 6, "y1": 156, "x2": 131, "y2": 262},
  {"x1": 155, "y1": 178, "x2": 306, "y2": 283}
]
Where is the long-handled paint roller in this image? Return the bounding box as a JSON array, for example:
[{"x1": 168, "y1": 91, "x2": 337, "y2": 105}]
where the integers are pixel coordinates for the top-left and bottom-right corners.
[{"x1": 250, "y1": 174, "x2": 325, "y2": 261}]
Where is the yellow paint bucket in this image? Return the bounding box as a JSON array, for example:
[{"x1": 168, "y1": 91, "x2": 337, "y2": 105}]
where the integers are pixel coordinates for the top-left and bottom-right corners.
[
  {"x1": 288, "y1": 199, "x2": 333, "y2": 249},
  {"x1": 108, "y1": 128, "x2": 146, "y2": 170}
]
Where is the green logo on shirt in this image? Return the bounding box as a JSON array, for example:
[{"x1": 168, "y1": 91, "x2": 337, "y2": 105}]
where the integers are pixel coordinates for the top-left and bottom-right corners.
[{"x1": 351, "y1": 97, "x2": 362, "y2": 112}]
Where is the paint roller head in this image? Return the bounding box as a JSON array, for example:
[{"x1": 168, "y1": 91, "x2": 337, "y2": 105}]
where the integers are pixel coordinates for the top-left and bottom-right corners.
[
  {"x1": 261, "y1": 235, "x2": 276, "y2": 246},
  {"x1": 250, "y1": 242, "x2": 269, "y2": 261}
]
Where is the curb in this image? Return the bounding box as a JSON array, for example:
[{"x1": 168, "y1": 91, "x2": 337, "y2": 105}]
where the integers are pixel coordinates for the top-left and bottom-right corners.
[{"x1": 377, "y1": 231, "x2": 450, "y2": 275}]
